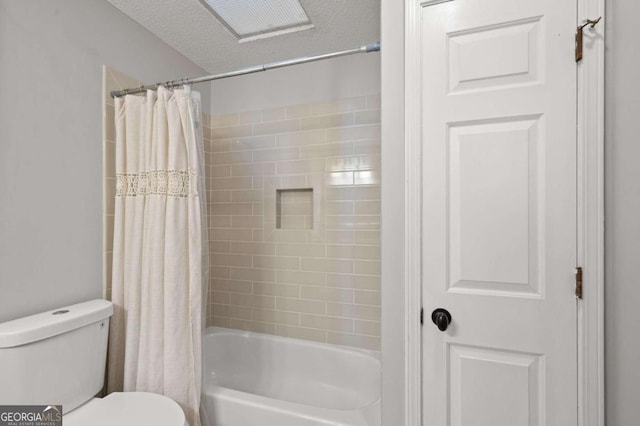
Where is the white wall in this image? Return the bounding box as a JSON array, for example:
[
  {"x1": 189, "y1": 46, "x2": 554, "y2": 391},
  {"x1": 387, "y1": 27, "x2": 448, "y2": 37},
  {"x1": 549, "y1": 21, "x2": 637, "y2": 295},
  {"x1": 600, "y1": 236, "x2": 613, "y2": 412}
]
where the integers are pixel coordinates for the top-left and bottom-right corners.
[
  {"x1": 604, "y1": 1, "x2": 640, "y2": 424},
  {"x1": 380, "y1": 0, "x2": 406, "y2": 423},
  {"x1": 0, "y1": 0, "x2": 208, "y2": 323},
  {"x1": 209, "y1": 53, "x2": 380, "y2": 114}
]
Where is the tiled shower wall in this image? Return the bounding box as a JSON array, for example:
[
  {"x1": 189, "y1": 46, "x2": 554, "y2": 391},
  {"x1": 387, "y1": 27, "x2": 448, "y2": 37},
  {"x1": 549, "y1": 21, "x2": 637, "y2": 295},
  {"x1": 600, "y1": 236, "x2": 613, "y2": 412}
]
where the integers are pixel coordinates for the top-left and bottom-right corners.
[{"x1": 205, "y1": 95, "x2": 382, "y2": 350}]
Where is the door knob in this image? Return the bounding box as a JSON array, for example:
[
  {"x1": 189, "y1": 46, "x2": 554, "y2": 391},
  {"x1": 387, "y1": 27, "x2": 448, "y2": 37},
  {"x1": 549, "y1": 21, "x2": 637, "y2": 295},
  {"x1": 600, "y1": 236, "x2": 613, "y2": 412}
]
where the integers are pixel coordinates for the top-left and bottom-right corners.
[{"x1": 431, "y1": 308, "x2": 451, "y2": 331}]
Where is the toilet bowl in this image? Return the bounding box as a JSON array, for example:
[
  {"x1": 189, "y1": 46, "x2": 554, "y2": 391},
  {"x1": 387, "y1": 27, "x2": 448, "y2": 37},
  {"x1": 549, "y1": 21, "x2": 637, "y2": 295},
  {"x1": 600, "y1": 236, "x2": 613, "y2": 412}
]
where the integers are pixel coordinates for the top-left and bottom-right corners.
[
  {"x1": 0, "y1": 300, "x2": 189, "y2": 426},
  {"x1": 64, "y1": 392, "x2": 187, "y2": 426}
]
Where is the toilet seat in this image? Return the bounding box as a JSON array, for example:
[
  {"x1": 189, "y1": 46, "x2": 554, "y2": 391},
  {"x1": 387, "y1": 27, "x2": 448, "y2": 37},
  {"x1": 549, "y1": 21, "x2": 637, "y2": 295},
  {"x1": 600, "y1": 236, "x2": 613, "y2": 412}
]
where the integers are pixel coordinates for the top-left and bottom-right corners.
[{"x1": 64, "y1": 392, "x2": 187, "y2": 426}]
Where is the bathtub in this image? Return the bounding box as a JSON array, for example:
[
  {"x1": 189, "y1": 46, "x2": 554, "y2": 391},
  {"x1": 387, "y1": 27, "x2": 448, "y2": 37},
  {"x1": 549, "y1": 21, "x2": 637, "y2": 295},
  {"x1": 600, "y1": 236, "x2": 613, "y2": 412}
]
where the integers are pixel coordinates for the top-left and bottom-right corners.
[{"x1": 200, "y1": 327, "x2": 381, "y2": 426}]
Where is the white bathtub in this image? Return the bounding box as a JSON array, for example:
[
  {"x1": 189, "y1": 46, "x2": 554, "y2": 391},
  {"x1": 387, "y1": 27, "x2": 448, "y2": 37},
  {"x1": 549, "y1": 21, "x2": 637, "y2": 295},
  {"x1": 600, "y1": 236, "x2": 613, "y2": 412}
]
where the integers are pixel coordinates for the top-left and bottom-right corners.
[{"x1": 200, "y1": 327, "x2": 381, "y2": 426}]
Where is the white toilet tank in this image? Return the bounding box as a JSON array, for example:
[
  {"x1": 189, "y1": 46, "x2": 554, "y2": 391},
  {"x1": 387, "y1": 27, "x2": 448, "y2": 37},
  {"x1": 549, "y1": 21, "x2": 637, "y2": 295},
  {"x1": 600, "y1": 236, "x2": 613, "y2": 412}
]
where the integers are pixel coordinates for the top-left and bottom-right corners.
[{"x1": 0, "y1": 299, "x2": 113, "y2": 413}]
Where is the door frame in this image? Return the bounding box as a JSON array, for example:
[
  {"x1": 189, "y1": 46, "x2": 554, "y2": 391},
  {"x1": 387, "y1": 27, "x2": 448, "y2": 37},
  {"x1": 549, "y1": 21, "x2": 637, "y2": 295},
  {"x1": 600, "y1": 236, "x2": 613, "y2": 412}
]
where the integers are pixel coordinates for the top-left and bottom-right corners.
[{"x1": 380, "y1": 0, "x2": 605, "y2": 424}]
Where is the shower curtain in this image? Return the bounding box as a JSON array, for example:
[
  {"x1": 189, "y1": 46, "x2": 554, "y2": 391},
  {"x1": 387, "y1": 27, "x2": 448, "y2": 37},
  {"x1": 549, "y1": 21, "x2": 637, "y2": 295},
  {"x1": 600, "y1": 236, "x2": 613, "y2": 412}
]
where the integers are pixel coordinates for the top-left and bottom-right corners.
[{"x1": 107, "y1": 86, "x2": 208, "y2": 426}]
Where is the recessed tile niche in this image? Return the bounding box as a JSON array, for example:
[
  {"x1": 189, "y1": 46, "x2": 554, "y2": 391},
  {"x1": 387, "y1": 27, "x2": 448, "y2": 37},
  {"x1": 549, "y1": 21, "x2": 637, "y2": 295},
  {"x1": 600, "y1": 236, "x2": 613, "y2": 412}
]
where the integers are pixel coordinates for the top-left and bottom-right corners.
[{"x1": 276, "y1": 188, "x2": 313, "y2": 229}]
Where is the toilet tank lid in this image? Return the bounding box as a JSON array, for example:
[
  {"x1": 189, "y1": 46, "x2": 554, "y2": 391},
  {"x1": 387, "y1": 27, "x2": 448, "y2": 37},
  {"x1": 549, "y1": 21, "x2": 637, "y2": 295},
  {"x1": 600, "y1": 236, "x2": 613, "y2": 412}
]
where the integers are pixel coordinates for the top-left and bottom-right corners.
[{"x1": 0, "y1": 299, "x2": 113, "y2": 348}]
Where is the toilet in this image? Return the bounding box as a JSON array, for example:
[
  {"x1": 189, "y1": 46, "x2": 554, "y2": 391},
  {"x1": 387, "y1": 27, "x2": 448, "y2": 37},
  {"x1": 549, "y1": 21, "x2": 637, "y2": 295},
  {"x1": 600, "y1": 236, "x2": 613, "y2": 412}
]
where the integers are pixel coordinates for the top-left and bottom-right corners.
[{"x1": 0, "y1": 299, "x2": 187, "y2": 426}]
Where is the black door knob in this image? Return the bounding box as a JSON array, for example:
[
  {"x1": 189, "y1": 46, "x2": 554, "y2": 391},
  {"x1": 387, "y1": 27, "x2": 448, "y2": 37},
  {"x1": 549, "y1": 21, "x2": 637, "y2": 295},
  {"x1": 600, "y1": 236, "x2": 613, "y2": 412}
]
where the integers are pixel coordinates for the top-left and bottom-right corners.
[{"x1": 431, "y1": 308, "x2": 452, "y2": 331}]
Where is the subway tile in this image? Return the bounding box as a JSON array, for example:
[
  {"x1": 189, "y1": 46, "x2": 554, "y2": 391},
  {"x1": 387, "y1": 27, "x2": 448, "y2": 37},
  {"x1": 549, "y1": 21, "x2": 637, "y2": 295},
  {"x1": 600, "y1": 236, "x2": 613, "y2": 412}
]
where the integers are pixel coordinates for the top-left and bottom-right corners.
[
  {"x1": 366, "y1": 94, "x2": 381, "y2": 109},
  {"x1": 210, "y1": 150, "x2": 253, "y2": 165},
  {"x1": 327, "y1": 186, "x2": 380, "y2": 201},
  {"x1": 326, "y1": 171, "x2": 354, "y2": 186},
  {"x1": 229, "y1": 293, "x2": 275, "y2": 309},
  {"x1": 212, "y1": 125, "x2": 252, "y2": 140},
  {"x1": 209, "y1": 215, "x2": 231, "y2": 228},
  {"x1": 230, "y1": 136, "x2": 276, "y2": 151},
  {"x1": 226, "y1": 305, "x2": 254, "y2": 320},
  {"x1": 301, "y1": 314, "x2": 353, "y2": 332},
  {"x1": 354, "y1": 170, "x2": 380, "y2": 185},
  {"x1": 231, "y1": 189, "x2": 263, "y2": 202},
  {"x1": 211, "y1": 203, "x2": 253, "y2": 215},
  {"x1": 326, "y1": 274, "x2": 379, "y2": 290},
  {"x1": 210, "y1": 191, "x2": 231, "y2": 202},
  {"x1": 210, "y1": 254, "x2": 253, "y2": 267},
  {"x1": 211, "y1": 165, "x2": 232, "y2": 177},
  {"x1": 212, "y1": 176, "x2": 253, "y2": 190},
  {"x1": 355, "y1": 110, "x2": 381, "y2": 125},
  {"x1": 210, "y1": 266, "x2": 230, "y2": 279},
  {"x1": 354, "y1": 320, "x2": 381, "y2": 336},
  {"x1": 231, "y1": 215, "x2": 263, "y2": 228},
  {"x1": 276, "y1": 270, "x2": 326, "y2": 286},
  {"x1": 326, "y1": 124, "x2": 380, "y2": 142},
  {"x1": 354, "y1": 230, "x2": 380, "y2": 244},
  {"x1": 353, "y1": 140, "x2": 381, "y2": 156},
  {"x1": 229, "y1": 242, "x2": 275, "y2": 255},
  {"x1": 326, "y1": 155, "x2": 380, "y2": 172},
  {"x1": 326, "y1": 215, "x2": 380, "y2": 230},
  {"x1": 301, "y1": 113, "x2": 354, "y2": 131},
  {"x1": 326, "y1": 332, "x2": 380, "y2": 350},
  {"x1": 279, "y1": 216, "x2": 307, "y2": 229},
  {"x1": 326, "y1": 245, "x2": 379, "y2": 260},
  {"x1": 301, "y1": 286, "x2": 353, "y2": 303},
  {"x1": 276, "y1": 297, "x2": 326, "y2": 314},
  {"x1": 354, "y1": 201, "x2": 381, "y2": 215},
  {"x1": 229, "y1": 319, "x2": 276, "y2": 335},
  {"x1": 210, "y1": 316, "x2": 229, "y2": 328},
  {"x1": 300, "y1": 142, "x2": 353, "y2": 159},
  {"x1": 210, "y1": 291, "x2": 230, "y2": 304},
  {"x1": 301, "y1": 258, "x2": 353, "y2": 273},
  {"x1": 231, "y1": 162, "x2": 276, "y2": 176},
  {"x1": 276, "y1": 130, "x2": 326, "y2": 147},
  {"x1": 229, "y1": 267, "x2": 276, "y2": 282},
  {"x1": 253, "y1": 255, "x2": 300, "y2": 270},
  {"x1": 252, "y1": 147, "x2": 299, "y2": 162},
  {"x1": 211, "y1": 279, "x2": 253, "y2": 294},
  {"x1": 210, "y1": 241, "x2": 230, "y2": 253},
  {"x1": 354, "y1": 290, "x2": 381, "y2": 306},
  {"x1": 326, "y1": 230, "x2": 354, "y2": 244},
  {"x1": 253, "y1": 309, "x2": 300, "y2": 326},
  {"x1": 210, "y1": 228, "x2": 254, "y2": 241},
  {"x1": 254, "y1": 119, "x2": 301, "y2": 136},
  {"x1": 275, "y1": 325, "x2": 326, "y2": 343},
  {"x1": 327, "y1": 303, "x2": 380, "y2": 321},
  {"x1": 252, "y1": 229, "x2": 264, "y2": 241},
  {"x1": 253, "y1": 282, "x2": 299, "y2": 297},
  {"x1": 211, "y1": 140, "x2": 231, "y2": 152},
  {"x1": 354, "y1": 260, "x2": 381, "y2": 275},
  {"x1": 275, "y1": 243, "x2": 325, "y2": 257},
  {"x1": 276, "y1": 159, "x2": 325, "y2": 175},
  {"x1": 326, "y1": 201, "x2": 354, "y2": 215}
]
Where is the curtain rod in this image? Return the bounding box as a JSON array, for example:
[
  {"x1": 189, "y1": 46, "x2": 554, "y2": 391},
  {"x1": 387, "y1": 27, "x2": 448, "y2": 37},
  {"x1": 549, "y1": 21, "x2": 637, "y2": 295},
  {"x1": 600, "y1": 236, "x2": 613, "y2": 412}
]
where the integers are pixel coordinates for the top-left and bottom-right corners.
[{"x1": 110, "y1": 41, "x2": 380, "y2": 98}]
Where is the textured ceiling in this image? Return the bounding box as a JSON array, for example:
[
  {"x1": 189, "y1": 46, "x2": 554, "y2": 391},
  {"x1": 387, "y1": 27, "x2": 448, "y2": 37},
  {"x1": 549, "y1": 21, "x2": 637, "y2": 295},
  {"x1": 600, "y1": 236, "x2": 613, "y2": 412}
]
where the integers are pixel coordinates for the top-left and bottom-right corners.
[{"x1": 105, "y1": 0, "x2": 380, "y2": 74}]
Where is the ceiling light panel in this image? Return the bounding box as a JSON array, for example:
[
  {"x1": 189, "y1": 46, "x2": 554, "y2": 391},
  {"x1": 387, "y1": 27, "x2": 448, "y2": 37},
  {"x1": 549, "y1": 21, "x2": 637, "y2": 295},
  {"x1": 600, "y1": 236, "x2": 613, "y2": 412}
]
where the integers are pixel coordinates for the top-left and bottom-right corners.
[{"x1": 201, "y1": 0, "x2": 312, "y2": 39}]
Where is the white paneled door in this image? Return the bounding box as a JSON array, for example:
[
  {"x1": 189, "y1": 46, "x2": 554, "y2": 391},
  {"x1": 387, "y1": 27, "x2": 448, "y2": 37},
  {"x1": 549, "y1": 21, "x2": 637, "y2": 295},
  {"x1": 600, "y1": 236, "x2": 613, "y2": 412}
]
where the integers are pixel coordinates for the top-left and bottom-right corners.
[{"x1": 420, "y1": 0, "x2": 578, "y2": 425}]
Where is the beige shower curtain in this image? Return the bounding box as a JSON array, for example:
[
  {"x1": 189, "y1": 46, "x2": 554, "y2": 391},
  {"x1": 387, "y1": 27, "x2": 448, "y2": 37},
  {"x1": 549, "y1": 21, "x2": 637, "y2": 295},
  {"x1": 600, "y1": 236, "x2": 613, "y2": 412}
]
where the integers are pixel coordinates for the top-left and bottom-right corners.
[{"x1": 107, "y1": 86, "x2": 207, "y2": 426}]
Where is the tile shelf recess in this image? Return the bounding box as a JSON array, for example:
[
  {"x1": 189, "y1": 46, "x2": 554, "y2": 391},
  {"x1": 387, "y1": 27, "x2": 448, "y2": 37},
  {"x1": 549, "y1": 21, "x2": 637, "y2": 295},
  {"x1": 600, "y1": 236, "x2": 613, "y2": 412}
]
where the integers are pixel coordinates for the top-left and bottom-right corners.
[{"x1": 276, "y1": 188, "x2": 313, "y2": 230}]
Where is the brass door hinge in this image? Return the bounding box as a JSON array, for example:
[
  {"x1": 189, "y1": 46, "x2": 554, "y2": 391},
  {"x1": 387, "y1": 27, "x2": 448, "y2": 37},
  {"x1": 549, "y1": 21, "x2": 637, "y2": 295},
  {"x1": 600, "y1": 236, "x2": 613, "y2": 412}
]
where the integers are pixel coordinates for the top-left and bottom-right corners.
[
  {"x1": 576, "y1": 17, "x2": 602, "y2": 62},
  {"x1": 575, "y1": 267, "x2": 583, "y2": 299}
]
